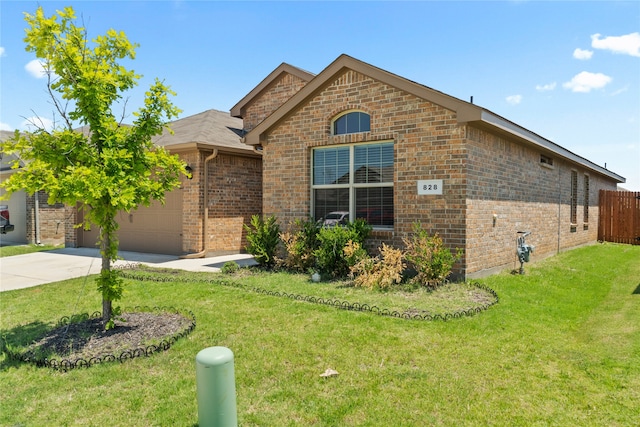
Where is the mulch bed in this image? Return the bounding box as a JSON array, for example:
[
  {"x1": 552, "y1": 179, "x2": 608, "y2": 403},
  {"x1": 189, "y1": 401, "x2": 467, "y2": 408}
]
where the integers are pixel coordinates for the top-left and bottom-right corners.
[{"x1": 21, "y1": 311, "x2": 194, "y2": 363}]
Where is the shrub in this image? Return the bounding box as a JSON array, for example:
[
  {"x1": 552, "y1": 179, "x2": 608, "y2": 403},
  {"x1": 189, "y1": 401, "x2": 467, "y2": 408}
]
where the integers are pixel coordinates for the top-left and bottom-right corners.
[
  {"x1": 220, "y1": 261, "x2": 240, "y2": 274},
  {"x1": 347, "y1": 218, "x2": 373, "y2": 243},
  {"x1": 315, "y1": 225, "x2": 366, "y2": 278},
  {"x1": 350, "y1": 243, "x2": 405, "y2": 290},
  {"x1": 403, "y1": 222, "x2": 463, "y2": 289},
  {"x1": 279, "y1": 219, "x2": 320, "y2": 272},
  {"x1": 244, "y1": 215, "x2": 280, "y2": 268},
  {"x1": 343, "y1": 240, "x2": 369, "y2": 268}
]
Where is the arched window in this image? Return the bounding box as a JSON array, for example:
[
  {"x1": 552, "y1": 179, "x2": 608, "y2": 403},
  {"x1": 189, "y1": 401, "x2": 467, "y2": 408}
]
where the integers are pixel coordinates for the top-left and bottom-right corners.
[{"x1": 333, "y1": 111, "x2": 370, "y2": 135}]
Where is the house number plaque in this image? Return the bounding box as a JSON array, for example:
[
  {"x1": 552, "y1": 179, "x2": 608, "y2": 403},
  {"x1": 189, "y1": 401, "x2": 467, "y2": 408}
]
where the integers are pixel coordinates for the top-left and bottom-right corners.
[{"x1": 417, "y1": 179, "x2": 443, "y2": 195}]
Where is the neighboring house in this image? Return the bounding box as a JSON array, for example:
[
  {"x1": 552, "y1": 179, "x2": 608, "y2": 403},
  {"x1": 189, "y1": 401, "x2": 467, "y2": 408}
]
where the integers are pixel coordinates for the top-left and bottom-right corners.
[
  {"x1": 233, "y1": 54, "x2": 625, "y2": 279},
  {"x1": 73, "y1": 109, "x2": 262, "y2": 255},
  {"x1": 0, "y1": 130, "x2": 68, "y2": 246},
  {"x1": 1, "y1": 111, "x2": 262, "y2": 256}
]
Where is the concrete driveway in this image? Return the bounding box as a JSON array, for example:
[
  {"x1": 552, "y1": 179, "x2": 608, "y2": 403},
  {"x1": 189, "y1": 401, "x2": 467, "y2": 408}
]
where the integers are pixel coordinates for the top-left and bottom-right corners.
[{"x1": 0, "y1": 247, "x2": 256, "y2": 292}]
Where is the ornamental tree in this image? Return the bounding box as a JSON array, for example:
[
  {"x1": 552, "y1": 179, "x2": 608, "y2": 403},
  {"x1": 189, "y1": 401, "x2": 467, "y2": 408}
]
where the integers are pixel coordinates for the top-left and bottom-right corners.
[{"x1": 0, "y1": 6, "x2": 186, "y2": 328}]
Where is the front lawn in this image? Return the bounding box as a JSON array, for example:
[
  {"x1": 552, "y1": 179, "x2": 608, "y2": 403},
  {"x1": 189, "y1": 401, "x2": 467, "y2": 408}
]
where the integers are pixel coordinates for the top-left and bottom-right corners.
[
  {"x1": 1, "y1": 243, "x2": 638, "y2": 426},
  {"x1": 0, "y1": 243, "x2": 63, "y2": 257}
]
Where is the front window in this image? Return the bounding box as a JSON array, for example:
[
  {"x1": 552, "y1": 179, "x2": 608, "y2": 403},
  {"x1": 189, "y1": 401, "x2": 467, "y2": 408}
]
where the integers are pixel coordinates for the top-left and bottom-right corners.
[{"x1": 313, "y1": 142, "x2": 393, "y2": 228}]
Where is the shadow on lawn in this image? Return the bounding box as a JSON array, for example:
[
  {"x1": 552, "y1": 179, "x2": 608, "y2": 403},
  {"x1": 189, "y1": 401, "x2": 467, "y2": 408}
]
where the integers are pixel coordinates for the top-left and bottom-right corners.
[
  {"x1": 633, "y1": 283, "x2": 640, "y2": 295},
  {"x1": 0, "y1": 320, "x2": 52, "y2": 370}
]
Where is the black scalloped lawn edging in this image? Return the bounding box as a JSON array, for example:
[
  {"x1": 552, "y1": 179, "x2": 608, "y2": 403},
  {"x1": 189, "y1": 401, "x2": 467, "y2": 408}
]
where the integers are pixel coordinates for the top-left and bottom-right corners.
[
  {"x1": 3, "y1": 306, "x2": 196, "y2": 372},
  {"x1": 117, "y1": 268, "x2": 499, "y2": 322}
]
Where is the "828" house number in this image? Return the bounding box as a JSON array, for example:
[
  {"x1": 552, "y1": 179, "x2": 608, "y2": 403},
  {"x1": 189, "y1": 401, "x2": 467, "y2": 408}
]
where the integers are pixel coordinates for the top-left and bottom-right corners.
[{"x1": 417, "y1": 179, "x2": 443, "y2": 195}]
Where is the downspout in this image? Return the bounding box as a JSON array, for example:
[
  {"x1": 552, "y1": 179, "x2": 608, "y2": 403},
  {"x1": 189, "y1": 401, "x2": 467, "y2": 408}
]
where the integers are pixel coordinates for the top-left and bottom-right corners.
[
  {"x1": 35, "y1": 191, "x2": 41, "y2": 245},
  {"x1": 181, "y1": 149, "x2": 218, "y2": 259}
]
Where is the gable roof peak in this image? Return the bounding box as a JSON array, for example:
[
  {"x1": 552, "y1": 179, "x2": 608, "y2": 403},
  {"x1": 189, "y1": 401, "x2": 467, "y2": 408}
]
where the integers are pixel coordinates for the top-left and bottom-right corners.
[{"x1": 230, "y1": 62, "x2": 315, "y2": 118}]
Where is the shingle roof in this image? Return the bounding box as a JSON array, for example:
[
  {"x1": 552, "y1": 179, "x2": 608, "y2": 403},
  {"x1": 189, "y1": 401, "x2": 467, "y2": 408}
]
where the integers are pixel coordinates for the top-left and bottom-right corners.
[{"x1": 153, "y1": 109, "x2": 255, "y2": 155}]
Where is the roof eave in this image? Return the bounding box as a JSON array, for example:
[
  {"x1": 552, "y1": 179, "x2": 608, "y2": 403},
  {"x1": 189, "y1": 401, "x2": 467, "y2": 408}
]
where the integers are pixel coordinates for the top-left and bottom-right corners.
[
  {"x1": 472, "y1": 111, "x2": 625, "y2": 183},
  {"x1": 243, "y1": 54, "x2": 625, "y2": 183},
  {"x1": 166, "y1": 142, "x2": 261, "y2": 158},
  {"x1": 244, "y1": 54, "x2": 481, "y2": 145}
]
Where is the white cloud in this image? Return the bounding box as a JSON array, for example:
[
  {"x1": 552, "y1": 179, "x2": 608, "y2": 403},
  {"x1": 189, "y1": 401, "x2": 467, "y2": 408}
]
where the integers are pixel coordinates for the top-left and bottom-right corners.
[
  {"x1": 535, "y1": 82, "x2": 557, "y2": 92},
  {"x1": 0, "y1": 122, "x2": 13, "y2": 131},
  {"x1": 0, "y1": 47, "x2": 5, "y2": 57},
  {"x1": 610, "y1": 85, "x2": 629, "y2": 96},
  {"x1": 21, "y1": 116, "x2": 54, "y2": 132},
  {"x1": 573, "y1": 48, "x2": 593, "y2": 60},
  {"x1": 25, "y1": 59, "x2": 50, "y2": 79},
  {"x1": 563, "y1": 71, "x2": 612, "y2": 93},
  {"x1": 506, "y1": 95, "x2": 522, "y2": 105},
  {"x1": 591, "y1": 32, "x2": 640, "y2": 57}
]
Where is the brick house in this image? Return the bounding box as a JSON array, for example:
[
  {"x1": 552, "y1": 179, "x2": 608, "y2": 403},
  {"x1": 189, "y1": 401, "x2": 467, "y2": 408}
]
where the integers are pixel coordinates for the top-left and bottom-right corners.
[
  {"x1": 0, "y1": 109, "x2": 253, "y2": 255},
  {"x1": 3, "y1": 110, "x2": 263, "y2": 255},
  {"x1": 74, "y1": 109, "x2": 262, "y2": 256},
  {"x1": 232, "y1": 54, "x2": 625, "y2": 278},
  {"x1": 1, "y1": 130, "x2": 72, "y2": 246}
]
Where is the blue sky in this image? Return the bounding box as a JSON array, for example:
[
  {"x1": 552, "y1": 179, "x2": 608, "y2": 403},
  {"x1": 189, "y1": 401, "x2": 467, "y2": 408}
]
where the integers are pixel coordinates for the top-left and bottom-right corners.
[{"x1": 1, "y1": 1, "x2": 639, "y2": 190}]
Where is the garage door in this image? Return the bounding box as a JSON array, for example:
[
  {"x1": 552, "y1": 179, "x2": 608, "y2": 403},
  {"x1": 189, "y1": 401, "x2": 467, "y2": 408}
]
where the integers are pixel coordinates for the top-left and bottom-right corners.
[{"x1": 81, "y1": 188, "x2": 183, "y2": 255}]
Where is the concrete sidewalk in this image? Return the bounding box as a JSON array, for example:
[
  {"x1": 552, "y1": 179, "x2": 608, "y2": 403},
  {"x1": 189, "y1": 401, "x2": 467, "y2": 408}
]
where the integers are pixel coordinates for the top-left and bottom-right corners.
[{"x1": 0, "y1": 247, "x2": 256, "y2": 292}]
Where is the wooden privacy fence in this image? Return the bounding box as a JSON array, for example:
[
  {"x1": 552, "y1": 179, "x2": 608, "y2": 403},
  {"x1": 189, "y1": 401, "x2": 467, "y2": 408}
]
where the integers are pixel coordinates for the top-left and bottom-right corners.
[{"x1": 598, "y1": 190, "x2": 640, "y2": 245}]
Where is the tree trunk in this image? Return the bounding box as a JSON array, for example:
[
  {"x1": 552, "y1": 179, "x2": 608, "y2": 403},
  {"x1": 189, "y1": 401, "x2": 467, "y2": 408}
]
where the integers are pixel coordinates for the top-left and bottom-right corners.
[{"x1": 101, "y1": 228, "x2": 112, "y2": 324}]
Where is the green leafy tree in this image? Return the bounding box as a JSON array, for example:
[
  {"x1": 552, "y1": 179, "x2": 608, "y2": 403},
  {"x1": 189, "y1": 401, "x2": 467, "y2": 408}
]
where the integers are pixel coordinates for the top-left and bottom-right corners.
[{"x1": 0, "y1": 7, "x2": 185, "y2": 328}]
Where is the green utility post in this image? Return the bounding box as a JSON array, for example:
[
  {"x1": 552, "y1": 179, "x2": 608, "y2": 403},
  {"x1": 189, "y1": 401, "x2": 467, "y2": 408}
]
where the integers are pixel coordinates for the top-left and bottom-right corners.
[{"x1": 195, "y1": 346, "x2": 238, "y2": 427}]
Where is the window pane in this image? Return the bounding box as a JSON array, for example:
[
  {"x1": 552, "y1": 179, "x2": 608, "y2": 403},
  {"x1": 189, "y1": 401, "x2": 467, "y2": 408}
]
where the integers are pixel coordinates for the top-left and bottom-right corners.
[
  {"x1": 354, "y1": 143, "x2": 393, "y2": 184},
  {"x1": 381, "y1": 143, "x2": 394, "y2": 182},
  {"x1": 314, "y1": 188, "x2": 350, "y2": 221},
  {"x1": 334, "y1": 116, "x2": 346, "y2": 135},
  {"x1": 360, "y1": 113, "x2": 370, "y2": 132},
  {"x1": 314, "y1": 147, "x2": 350, "y2": 185},
  {"x1": 355, "y1": 187, "x2": 393, "y2": 227},
  {"x1": 346, "y1": 113, "x2": 359, "y2": 134},
  {"x1": 334, "y1": 112, "x2": 370, "y2": 135}
]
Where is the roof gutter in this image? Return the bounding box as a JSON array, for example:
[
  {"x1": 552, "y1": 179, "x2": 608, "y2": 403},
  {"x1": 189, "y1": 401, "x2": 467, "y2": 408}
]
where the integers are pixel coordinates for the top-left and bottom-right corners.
[
  {"x1": 166, "y1": 142, "x2": 261, "y2": 158},
  {"x1": 180, "y1": 149, "x2": 218, "y2": 259},
  {"x1": 476, "y1": 111, "x2": 625, "y2": 183}
]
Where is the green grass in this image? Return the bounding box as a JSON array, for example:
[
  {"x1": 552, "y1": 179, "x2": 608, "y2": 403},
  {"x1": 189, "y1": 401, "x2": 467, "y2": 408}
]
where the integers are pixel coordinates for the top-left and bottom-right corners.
[
  {"x1": 0, "y1": 243, "x2": 63, "y2": 257},
  {"x1": 1, "y1": 243, "x2": 639, "y2": 426},
  {"x1": 119, "y1": 266, "x2": 497, "y2": 318}
]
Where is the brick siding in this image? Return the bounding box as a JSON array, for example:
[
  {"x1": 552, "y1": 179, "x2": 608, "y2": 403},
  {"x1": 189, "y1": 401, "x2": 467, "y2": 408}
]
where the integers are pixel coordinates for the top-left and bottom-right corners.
[
  {"x1": 254, "y1": 68, "x2": 619, "y2": 279},
  {"x1": 243, "y1": 73, "x2": 309, "y2": 132},
  {"x1": 180, "y1": 151, "x2": 204, "y2": 253},
  {"x1": 464, "y1": 126, "x2": 616, "y2": 277},
  {"x1": 206, "y1": 153, "x2": 262, "y2": 253},
  {"x1": 25, "y1": 191, "x2": 67, "y2": 245}
]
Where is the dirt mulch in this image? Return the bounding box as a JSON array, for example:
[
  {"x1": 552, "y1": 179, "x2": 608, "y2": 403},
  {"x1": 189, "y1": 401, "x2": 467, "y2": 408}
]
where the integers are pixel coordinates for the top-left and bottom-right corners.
[{"x1": 23, "y1": 311, "x2": 194, "y2": 363}]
